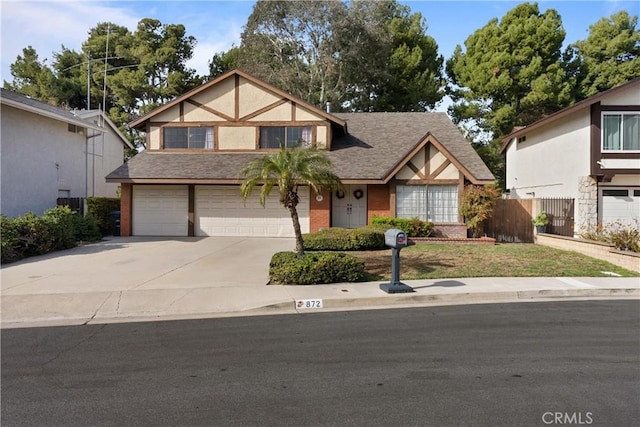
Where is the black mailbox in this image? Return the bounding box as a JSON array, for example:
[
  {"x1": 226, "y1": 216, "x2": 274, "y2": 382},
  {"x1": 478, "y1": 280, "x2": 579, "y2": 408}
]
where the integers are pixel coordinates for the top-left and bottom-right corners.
[
  {"x1": 384, "y1": 229, "x2": 408, "y2": 249},
  {"x1": 380, "y1": 228, "x2": 414, "y2": 294}
]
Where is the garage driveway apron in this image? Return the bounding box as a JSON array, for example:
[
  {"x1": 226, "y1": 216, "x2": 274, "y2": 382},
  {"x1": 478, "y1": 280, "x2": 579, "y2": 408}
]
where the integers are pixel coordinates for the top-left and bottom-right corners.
[{"x1": 1, "y1": 237, "x2": 296, "y2": 324}]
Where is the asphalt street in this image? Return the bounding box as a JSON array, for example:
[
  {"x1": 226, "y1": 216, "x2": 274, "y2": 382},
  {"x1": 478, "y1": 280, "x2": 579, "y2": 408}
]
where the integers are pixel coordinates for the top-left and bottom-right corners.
[{"x1": 2, "y1": 300, "x2": 639, "y2": 427}]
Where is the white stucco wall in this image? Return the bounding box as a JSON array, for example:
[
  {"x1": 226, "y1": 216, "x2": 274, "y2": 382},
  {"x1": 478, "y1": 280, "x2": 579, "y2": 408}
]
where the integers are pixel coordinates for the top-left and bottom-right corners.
[
  {"x1": 1, "y1": 106, "x2": 87, "y2": 216},
  {"x1": 505, "y1": 108, "x2": 591, "y2": 200},
  {"x1": 85, "y1": 119, "x2": 126, "y2": 198}
]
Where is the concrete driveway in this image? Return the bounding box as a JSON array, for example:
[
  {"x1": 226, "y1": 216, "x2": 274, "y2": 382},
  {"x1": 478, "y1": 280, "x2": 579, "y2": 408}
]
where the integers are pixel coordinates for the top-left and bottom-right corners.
[
  {"x1": 1, "y1": 237, "x2": 296, "y2": 325},
  {"x1": 2, "y1": 236, "x2": 295, "y2": 295}
]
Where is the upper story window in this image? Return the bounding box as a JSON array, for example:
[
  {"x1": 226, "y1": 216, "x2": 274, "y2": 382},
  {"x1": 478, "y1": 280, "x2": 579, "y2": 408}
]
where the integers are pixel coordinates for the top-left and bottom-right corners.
[
  {"x1": 164, "y1": 126, "x2": 214, "y2": 149},
  {"x1": 602, "y1": 112, "x2": 639, "y2": 151},
  {"x1": 259, "y1": 126, "x2": 312, "y2": 149}
]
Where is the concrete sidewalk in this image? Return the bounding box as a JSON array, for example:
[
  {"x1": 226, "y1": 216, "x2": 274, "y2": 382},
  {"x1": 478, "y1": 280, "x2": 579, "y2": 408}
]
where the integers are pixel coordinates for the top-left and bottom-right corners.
[
  {"x1": 1, "y1": 237, "x2": 639, "y2": 328},
  {"x1": 2, "y1": 276, "x2": 638, "y2": 329}
]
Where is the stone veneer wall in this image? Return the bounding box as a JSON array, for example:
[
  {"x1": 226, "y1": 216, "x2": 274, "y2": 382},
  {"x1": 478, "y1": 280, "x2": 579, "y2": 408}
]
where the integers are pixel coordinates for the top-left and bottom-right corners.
[{"x1": 577, "y1": 176, "x2": 598, "y2": 234}]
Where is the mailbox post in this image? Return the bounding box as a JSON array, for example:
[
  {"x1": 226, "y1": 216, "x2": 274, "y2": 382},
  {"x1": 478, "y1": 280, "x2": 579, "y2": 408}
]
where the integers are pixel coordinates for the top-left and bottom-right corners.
[{"x1": 380, "y1": 229, "x2": 414, "y2": 294}]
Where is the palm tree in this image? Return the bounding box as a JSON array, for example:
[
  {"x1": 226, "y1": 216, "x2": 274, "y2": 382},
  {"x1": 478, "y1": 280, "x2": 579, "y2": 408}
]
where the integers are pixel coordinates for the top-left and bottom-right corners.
[{"x1": 240, "y1": 145, "x2": 343, "y2": 256}]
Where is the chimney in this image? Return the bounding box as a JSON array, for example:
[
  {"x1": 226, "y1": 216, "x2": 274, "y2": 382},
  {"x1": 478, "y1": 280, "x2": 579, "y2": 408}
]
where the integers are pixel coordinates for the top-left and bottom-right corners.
[{"x1": 326, "y1": 101, "x2": 331, "y2": 113}]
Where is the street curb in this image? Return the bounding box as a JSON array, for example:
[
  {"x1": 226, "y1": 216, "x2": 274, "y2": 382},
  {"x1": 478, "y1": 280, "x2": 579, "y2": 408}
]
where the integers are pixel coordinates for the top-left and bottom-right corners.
[
  {"x1": 256, "y1": 288, "x2": 640, "y2": 313},
  {"x1": 2, "y1": 288, "x2": 638, "y2": 329}
]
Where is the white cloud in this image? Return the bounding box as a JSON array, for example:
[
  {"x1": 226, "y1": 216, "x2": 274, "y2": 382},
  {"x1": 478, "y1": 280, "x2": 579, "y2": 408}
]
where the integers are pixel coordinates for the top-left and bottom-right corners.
[
  {"x1": 1, "y1": 0, "x2": 140, "y2": 82},
  {"x1": 187, "y1": 21, "x2": 243, "y2": 76}
]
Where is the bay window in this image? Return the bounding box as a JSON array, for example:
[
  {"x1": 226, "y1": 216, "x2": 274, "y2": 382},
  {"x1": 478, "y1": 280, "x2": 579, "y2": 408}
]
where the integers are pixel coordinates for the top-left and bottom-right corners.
[{"x1": 602, "y1": 113, "x2": 640, "y2": 151}]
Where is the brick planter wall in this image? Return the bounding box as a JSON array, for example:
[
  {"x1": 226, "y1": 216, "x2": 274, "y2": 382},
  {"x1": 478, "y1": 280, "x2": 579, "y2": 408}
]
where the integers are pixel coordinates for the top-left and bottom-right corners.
[
  {"x1": 431, "y1": 223, "x2": 468, "y2": 238},
  {"x1": 410, "y1": 237, "x2": 496, "y2": 245}
]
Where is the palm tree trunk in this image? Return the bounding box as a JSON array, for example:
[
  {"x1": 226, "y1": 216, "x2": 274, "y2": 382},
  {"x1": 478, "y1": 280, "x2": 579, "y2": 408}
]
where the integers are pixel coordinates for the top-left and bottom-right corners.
[{"x1": 288, "y1": 205, "x2": 305, "y2": 256}]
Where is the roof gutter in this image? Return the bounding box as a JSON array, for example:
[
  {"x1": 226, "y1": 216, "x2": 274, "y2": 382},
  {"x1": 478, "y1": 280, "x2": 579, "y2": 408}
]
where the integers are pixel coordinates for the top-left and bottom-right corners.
[{"x1": 1, "y1": 98, "x2": 103, "y2": 132}]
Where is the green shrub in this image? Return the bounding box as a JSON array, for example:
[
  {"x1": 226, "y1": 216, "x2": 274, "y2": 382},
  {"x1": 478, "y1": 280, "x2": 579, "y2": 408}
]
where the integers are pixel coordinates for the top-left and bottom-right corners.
[
  {"x1": 87, "y1": 197, "x2": 120, "y2": 235},
  {"x1": 269, "y1": 251, "x2": 365, "y2": 285},
  {"x1": 71, "y1": 214, "x2": 102, "y2": 242},
  {"x1": 303, "y1": 226, "x2": 386, "y2": 251},
  {"x1": 1, "y1": 212, "x2": 55, "y2": 263},
  {"x1": 579, "y1": 220, "x2": 639, "y2": 253},
  {"x1": 370, "y1": 216, "x2": 433, "y2": 237},
  {"x1": 43, "y1": 206, "x2": 77, "y2": 250},
  {"x1": 0, "y1": 207, "x2": 102, "y2": 264}
]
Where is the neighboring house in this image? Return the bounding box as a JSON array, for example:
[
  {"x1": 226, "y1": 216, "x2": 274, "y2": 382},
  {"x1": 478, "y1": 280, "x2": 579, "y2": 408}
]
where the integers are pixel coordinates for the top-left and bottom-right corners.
[
  {"x1": 501, "y1": 78, "x2": 640, "y2": 232},
  {"x1": 106, "y1": 70, "x2": 493, "y2": 238},
  {"x1": 1, "y1": 88, "x2": 134, "y2": 217}
]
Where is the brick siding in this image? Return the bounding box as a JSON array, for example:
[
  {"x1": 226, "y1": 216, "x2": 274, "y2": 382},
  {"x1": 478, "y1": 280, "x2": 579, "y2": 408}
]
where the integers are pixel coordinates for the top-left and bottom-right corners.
[
  {"x1": 367, "y1": 184, "x2": 391, "y2": 222},
  {"x1": 120, "y1": 183, "x2": 132, "y2": 236},
  {"x1": 309, "y1": 189, "x2": 331, "y2": 232}
]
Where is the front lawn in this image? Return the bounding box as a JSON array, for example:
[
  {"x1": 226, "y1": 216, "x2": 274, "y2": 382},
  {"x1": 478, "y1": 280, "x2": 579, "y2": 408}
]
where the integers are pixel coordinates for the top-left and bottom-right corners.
[{"x1": 354, "y1": 243, "x2": 639, "y2": 280}]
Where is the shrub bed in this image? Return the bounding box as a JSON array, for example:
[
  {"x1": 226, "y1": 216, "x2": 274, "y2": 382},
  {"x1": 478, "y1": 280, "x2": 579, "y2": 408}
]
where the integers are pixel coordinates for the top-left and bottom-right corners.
[
  {"x1": 303, "y1": 226, "x2": 386, "y2": 251},
  {"x1": 1, "y1": 206, "x2": 101, "y2": 264},
  {"x1": 269, "y1": 251, "x2": 366, "y2": 285},
  {"x1": 87, "y1": 197, "x2": 121, "y2": 235},
  {"x1": 370, "y1": 216, "x2": 433, "y2": 237},
  {"x1": 579, "y1": 220, "x2": 640, "y2": 253}
]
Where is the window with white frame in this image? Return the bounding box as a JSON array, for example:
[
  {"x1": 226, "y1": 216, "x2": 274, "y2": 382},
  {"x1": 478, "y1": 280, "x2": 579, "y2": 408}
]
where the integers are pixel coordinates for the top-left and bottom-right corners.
[
  {"x1": 602, "y1": 113, "x2": 640, "y2": 151},
  {"x1": 260, "y1": 126, "x2": 312, "y2": 148},
  {"x1": 164, "y1": 126, "x2": 214, "y2": 149},
  {"x1": 396, "y1": 185, "x2": 459, "y2": 223}
]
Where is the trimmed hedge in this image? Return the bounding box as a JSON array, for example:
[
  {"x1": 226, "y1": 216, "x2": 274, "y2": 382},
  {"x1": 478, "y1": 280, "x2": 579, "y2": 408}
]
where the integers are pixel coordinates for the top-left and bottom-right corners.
[
  {"x1": 87, "y1": 197, "x2": 121, "y2": 235},
  {"x1": 370, "y1": 216, "x2": 433, "y2": 237},
  {"x1": 1, "y1": 206, "x2": 101, "y2": 264},
  {"x1": 269, "y1": 251, "x2": 366, "y2": 285},
  {"x1": 303, "y1": 225, "x2": 387, "y2": 251}
]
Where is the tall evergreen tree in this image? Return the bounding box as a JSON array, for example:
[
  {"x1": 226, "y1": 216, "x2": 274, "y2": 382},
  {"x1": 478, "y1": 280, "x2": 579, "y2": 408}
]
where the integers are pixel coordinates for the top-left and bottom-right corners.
[
  {"x1": 568, "y1": 11, "x2": 640, "y2": 99},
  {"x1": 236, "y1": 0, "x2": 443, "y2": 112}
]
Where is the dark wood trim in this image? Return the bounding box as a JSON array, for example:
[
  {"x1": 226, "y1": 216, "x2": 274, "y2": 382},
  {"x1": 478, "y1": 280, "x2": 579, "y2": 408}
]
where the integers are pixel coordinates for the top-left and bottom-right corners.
[
  {"x1": 179, "y1": 102, "x2": 184, "y2": 122},
  {"x1": 458, "y1": 172, "x2": 465, "y2": 223},
  {"x1": 234, "y1": 74, "x2": 240, "y2": 120},
  {"x1": 291, "y1": 102, "x2": 296, "y2": 121},
  {"x1": 600, "y1": 105, "x2": 640, "y2": 111},
  {"x1": 384, "y1": 139, "x2": 429, "y2": 183},
  {"x1": 188, "y1": 185, "x2": 195, "y2": 237},
  {"x1": 590, "y1": 102, "x2": 602, "y2": 176},
  {"x1": 387, "y1": 178, "x2": 396, "y2": 217},
  {"x1": 149, "y1": 120, "x2": 324, "y2": 128},
  {"x1": 429, "y1": 159, "x2": 452, "y2": 180},
  {"x1": 239, "y1": 99, "x2": 288, "y2": 121},
  {"x1": 185, "y1": 99, "x2": 235, "y2": 122},
  {"x1": 395, "y1": 179, "x2": 460, "y2": 185},
  {"x1": 406, "y1": 160, "x2": 427, "y2": 179},
  {"x1": 601, "y1": 152, "x2": 640, "y2": 159}
]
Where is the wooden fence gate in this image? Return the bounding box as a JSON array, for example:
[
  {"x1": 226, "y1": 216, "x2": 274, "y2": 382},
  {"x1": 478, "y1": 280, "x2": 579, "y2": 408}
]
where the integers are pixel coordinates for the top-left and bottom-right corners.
[
  {"x1": 541, "y1": 198, "x2": 575, "y2": 237},
  {"x1": 483, "y1": 199, "x2": 534, "y2": 243}
]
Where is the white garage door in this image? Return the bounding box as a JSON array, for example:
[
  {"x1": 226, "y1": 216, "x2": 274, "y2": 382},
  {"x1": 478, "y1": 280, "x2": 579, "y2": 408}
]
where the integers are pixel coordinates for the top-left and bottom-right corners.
[
  {"x1": 601, "y1": 189, "x2": 640, "y2": 226},
  {"x1": 133, "y1": 185, "x2": 188, "y2": 236},
  {"x1": 195, "y1": 186, "x2": 309, "y2": 237}
]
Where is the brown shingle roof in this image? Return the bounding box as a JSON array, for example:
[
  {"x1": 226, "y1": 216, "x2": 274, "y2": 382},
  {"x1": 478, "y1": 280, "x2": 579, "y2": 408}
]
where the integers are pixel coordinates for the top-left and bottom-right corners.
[{"x1": 107, "y1": 112, "x2": 494, "y2": 183}]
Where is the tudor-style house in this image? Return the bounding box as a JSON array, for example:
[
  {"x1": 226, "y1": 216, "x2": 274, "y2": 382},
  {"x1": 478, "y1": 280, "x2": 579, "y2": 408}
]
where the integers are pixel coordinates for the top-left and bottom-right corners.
[
  {"x1": 501, "y1": 78, "x2": 640, "y2": 233},
  {"x1": 107, "y1": 70, "x2": 494, "y2": 237}
]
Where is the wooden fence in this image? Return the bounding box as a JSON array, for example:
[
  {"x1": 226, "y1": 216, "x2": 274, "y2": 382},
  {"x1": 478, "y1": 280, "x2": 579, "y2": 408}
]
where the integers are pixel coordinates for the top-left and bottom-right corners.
[
  {"x1": 484, "y1": 199, "x2": 534, "y2": 243},
  {"x1": 483, "y1": 198, "x2": 575, "y2": 243},
  {"x1": 57, "y1": 197, "x2": 84, "y2": 215}
]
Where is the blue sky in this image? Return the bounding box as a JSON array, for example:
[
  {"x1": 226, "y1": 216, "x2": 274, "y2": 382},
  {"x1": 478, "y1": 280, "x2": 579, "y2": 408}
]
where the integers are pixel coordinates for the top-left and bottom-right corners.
[{"x1": 1, "y1": 0, "x2": 637, "y2": 89}]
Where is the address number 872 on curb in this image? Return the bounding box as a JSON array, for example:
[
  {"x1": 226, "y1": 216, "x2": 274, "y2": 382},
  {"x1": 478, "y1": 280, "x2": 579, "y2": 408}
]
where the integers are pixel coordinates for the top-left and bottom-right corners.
[{"x1": 295, "y1": 299, "x2": 323, "y2": 309}]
